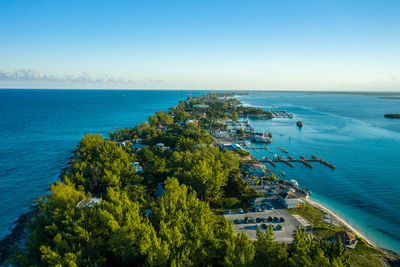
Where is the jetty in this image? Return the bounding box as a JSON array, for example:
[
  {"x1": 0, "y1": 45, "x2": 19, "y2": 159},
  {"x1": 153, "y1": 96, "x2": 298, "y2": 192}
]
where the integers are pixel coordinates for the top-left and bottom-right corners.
[
  {"x1": 257, "y1": 155, "x2": 335, "y2": 169},
  {"x1": 312, "y1": 155, "x2": 336, "y2": 169},
  {"x1": 277, "y1": 146, "x2": 288, "y2": 153}
]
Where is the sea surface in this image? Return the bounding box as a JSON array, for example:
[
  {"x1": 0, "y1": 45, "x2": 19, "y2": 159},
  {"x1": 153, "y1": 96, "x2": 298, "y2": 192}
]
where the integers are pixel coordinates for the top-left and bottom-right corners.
[
  {"x1": 237, "y1": 92, "x2": 400, "y2": 254},
  {"x1": 0, "y1": 90, "x2": 399, "y2": 254},
  {"x1": 0, "y1": 89, "x2": 204, "y2": 241}
]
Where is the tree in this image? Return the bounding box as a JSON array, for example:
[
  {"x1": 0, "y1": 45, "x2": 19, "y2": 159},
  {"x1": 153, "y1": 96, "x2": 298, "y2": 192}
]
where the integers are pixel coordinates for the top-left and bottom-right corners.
[
  {"x1": 224, "y1": 232, "x2": 255, "y2": 266},
  {"x1": 253, "y1": 226, "x2": 288, "y2": 266}
]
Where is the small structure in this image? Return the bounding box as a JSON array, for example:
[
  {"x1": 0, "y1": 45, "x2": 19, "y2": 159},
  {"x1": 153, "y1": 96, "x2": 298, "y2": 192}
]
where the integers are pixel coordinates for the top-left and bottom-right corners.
[
  {"x1": 220, "y1": 143, "x2": 243, "y2": 152},
  {"x1": 185, "y1": 119, "x2": 198, "y2": 125},
  {"x1": 155, "y1": 143, "x2": 170, "y2": 150},
  {"x1": 154, "y1": 182, "x2": 164, "y2": 198},
  {"x1": 193, "y1": 104, "x2": 209, "y2": 108},
  {"x1": 117, "y1": 140, "x2": 131, "y2": 147},
  {"x1": 77, "y1": 197, "x2": 102, "y2": 208},
  {"x1": 212, "y1": 130, "x2": 230, "y2": 138},
  {"x1": 130, "y1": 162, "x2": 143, "y2": 173},
  {"x1": 278, "y1": 191, "x2": 304, "y2": 209},
  {"x1": 132, "y1": 143, "x2": 146, "y2": 151},
  {"x1": 335, "y1": 231, "x2": 357, "y2": 248}
]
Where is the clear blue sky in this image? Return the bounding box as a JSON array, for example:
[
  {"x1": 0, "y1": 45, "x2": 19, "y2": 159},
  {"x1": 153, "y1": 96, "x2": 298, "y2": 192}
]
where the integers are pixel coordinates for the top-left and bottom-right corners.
[{"x1": 0, "y1": 0, "x2": 399, "y2": 90}]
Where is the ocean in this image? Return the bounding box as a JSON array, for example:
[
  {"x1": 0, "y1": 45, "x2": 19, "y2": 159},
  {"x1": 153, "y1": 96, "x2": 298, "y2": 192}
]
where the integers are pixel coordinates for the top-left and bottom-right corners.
[
  {"x1": 0, "y1": 89, "x2": 399, "y2": 254},
  {"x1": 0, "y1": 89, "x2": 204, "y2": 241}
]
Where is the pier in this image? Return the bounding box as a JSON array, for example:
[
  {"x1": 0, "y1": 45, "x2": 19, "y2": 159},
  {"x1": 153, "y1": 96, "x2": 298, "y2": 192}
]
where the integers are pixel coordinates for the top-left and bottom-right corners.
[
  {"x1": 312, "y1": 155, "x2": 336, "y2": 169},
  {"x1": 257, "y1": 155, "x2": 335, "y2": 169},
  {"x1": 277, "y1": 146, "x2": 288, "y2": 153}
]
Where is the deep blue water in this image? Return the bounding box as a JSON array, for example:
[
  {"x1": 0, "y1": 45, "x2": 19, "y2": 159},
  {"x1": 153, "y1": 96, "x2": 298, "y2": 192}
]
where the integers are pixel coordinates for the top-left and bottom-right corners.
[
  {"x1": 0, "y1": 89, "x2": 204, "y2": 240},
  {"x1": 238, "y1": 92, "x2": 400, "y2": 254},
  {"x1": 1, "y1": 90, "x2": 400, "y2": 254}
]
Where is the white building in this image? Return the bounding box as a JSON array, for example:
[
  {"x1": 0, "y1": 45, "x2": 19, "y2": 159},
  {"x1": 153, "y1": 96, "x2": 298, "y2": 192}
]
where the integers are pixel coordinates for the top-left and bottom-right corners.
[{"x1": 278, "y1": 191, "x2": 304, "y2": 209}]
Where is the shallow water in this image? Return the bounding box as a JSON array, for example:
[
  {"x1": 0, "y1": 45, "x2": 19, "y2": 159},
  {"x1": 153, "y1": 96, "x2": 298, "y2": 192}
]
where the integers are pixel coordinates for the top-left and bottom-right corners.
[{"x1": 238, "y1": 92, "x2": 400, "y2": 253}]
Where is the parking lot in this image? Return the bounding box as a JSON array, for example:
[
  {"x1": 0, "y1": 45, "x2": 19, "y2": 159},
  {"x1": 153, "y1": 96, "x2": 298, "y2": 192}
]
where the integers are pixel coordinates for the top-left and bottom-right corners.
[{"x1": 224, "y1": 209, "x2": 302, "y2": 243}]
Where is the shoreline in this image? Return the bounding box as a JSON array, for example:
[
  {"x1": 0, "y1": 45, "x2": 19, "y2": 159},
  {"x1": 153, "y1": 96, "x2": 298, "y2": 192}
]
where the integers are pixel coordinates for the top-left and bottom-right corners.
[{"x1": 306, "y1": 198, "x2": 374, "y2": 246}]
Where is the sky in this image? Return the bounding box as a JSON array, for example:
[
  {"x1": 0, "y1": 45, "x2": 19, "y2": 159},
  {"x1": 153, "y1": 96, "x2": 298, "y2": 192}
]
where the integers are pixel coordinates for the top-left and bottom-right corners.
[{"x1": 0, "y1": 0, "x2": 399, "y2": 90}]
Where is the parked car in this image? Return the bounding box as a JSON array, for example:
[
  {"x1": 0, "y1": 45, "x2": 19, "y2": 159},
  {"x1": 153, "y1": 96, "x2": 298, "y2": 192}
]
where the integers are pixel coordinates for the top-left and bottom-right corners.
[
  {"x1": 256, "y1": 217, "x2": 262, "y2": 223},
  {"x1": 273, "y1": 217, "x2": 279, "y2": 222},
  {"x1": 261, "y1": 223, "x2": 268, "y2": 229},
  {"x1": 234, "y1": 218, "x2": 241, "y2": 224},
  {"x1": 256, "y1": 207, "x2": 262, "y2": 212},
  {"x1": 225, "y1": 210, "x2": 232, "y2": 215},
  {"x1": 275, "y1": 224, "x2": 282, "y2": 231},
  {"x1": 244, "y1": 217, "x2": 250, "y2": 223},
  {"x1": 267, "y1": 216, "x2": 272, "y2": 222},
  {"x1": 280, "y1": 217, "x2": 285, "y2": 222},
  {"x1": 238, "y1": 208, "x2": 244, "y2": 214}
]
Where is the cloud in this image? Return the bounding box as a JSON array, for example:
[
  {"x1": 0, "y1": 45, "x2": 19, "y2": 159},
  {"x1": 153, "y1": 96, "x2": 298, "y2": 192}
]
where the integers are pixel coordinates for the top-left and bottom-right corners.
[{"x1": 0, "y1": 69, "x2": 128, "y2": 84}]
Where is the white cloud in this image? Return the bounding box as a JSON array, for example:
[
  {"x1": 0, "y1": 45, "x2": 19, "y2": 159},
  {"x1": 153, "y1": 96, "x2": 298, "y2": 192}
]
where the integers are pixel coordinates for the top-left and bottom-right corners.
[{"x1": 0, "y1": 69, "x2": 169, "y2": 89}]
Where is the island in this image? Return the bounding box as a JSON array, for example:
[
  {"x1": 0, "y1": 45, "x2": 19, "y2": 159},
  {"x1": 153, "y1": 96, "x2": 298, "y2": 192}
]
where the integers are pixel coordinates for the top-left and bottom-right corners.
[
  {"x1": 384, "y1": 114, "x2": 400, "y2": 118},
  {"x1": 1, "y1": 92, "x2": 398, "y2": 266}
]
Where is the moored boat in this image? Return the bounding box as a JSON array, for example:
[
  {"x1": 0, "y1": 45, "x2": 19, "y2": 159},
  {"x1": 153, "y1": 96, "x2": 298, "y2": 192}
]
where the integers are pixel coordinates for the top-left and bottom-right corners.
[{"x1": 297, "y1": 120, "x2": 303, "y2": 127}]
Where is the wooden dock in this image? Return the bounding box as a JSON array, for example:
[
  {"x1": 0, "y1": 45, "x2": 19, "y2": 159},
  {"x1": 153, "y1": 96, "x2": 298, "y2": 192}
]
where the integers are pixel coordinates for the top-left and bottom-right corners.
[
  {"x1": 277, "y1": 146, "x2": 288, "y2": 153},
  {"x1": 258, "y1": 155, "x2": 335, "y2": 169},
  {"x1": 312, "y1": 155, "x2": 335, "y2": 169}
]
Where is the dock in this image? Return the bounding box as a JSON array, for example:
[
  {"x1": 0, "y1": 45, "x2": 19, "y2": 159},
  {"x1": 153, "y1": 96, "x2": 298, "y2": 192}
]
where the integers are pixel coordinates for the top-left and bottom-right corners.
[
  {"x1": 257, "y1": 155, "x2": 337, "y2": 169},
  {"x1": 277, "y1": 146, "x2": 288, "y2": 153},
  {"x1": 312, "y1": 155, "x2": 336, "y2": 169}
]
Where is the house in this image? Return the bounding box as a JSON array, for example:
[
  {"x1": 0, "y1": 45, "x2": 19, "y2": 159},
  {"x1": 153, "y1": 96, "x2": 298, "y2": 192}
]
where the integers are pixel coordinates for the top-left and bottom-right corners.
[
  {"x1": 193, "y1": 104, "x2": 209, "y2": 108},
  {"x1": 130, "y1": 162, "x2": 143, "y2": 173},
  {"x1": 212, "y1": 130, "x2": 230, "y2": 138},
  {"x1": 278, "y1": 191, "x2": 304, "y2": 208},
  {"x1": 132, "y1": 138, "x2": 143, "y2": 144},
  {"x1": 77, "y1": 197, "x2": 102, "y2": 208},
  {"x1": 155, "y1": 143, "x2": 170, "y2": 150},
  {"x1": 117, "y1": 140, "x2": 131, "y2": 147},
  {"x1": 248, "y1": 164, "x2": 269, "y2": 177},
  {"x1": 185, "y1": 119, "x2": 198, "y2": 125},
  {"x1": 132, "y1": 143, "x2": 146, "y2": 151},
  {"x1": 220, "y1": 143, "x2": 243, "y2": 152},
  {"x1": 335, "y1": 231, "x2": 357, "y2": 248}
]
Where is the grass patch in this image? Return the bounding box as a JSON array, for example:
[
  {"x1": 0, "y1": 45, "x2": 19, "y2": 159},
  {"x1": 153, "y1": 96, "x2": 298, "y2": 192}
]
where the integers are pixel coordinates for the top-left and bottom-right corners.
[{"x1": 288, "y1": 203, "x2": 324, "y2": 222}]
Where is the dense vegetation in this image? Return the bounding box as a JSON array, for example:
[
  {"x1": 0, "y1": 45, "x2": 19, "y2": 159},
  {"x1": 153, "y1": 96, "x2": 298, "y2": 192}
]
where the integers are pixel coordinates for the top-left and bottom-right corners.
[{"x1": 13, "y1": 93, "x2": 352, "y2": 266}]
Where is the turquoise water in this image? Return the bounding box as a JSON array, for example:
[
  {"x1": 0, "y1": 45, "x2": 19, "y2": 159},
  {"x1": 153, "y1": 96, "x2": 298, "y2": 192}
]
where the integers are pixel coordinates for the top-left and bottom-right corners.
[
  {"x1": 238, "y1": 92, "x2": 400, "y2": 253},
  {"x1": 0, "y1": 89, "x2": 204, "y2": 240},
  {"x1": 1, "y1": 90, "x2": 399, "y2": 254}
]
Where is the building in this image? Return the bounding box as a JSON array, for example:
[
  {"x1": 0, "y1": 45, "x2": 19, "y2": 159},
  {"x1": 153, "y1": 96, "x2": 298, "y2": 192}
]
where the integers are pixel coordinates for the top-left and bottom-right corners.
[
  {"x1": 155, "y1": 143, "x2": 171, "y2": 150},
  {"x1": 132, "y1": 143, "x2": 146, "y2": 151},
  {"x1": 212, "y1": 130, "x2": 230, "y2": 138},
  {"x1": 130, "y1": 162, "x2": 143, "y2": 173},
  {"x1": 193, "y1": 104, "x2": 209, "y2": 108},
  {"x1": 220, "y1": 143, "x2": 243, "y2": 152},
  {"x1": 185, "y1": 119, "x2": 198, "y2": 125},
  {"x1": 335, "y1": 231, "x2": 357, "y2": 248},
  {"x1": 278, "y1": 191, "x2": 305, "y2": 208},
  {"x1": 77, "y1": 197, "x2": 102, "y2": 208}
]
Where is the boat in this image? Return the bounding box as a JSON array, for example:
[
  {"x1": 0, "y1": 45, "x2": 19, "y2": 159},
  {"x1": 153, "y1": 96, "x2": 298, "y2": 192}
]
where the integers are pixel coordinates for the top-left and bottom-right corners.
[{"x1": 296, "y1": 120, "x2": 303, "y2": 127}]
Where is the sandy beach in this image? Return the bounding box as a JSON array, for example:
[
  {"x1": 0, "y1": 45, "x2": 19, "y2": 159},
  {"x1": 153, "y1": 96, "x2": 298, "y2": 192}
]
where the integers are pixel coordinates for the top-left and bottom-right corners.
[{"x1": 306, "y1": 198, "x2": 375, "y2": 247}]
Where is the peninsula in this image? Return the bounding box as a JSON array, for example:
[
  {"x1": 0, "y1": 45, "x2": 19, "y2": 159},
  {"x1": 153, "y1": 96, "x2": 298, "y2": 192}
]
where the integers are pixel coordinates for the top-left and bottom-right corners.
[{"x1": 2, "y1": 92, "x2": 399, "y2": 266}]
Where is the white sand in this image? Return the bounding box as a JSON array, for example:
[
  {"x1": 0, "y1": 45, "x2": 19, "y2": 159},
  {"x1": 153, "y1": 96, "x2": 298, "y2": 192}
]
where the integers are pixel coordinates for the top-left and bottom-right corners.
[{"x1": 306, "y1": 198, "x2": 374, "y2": 246}]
